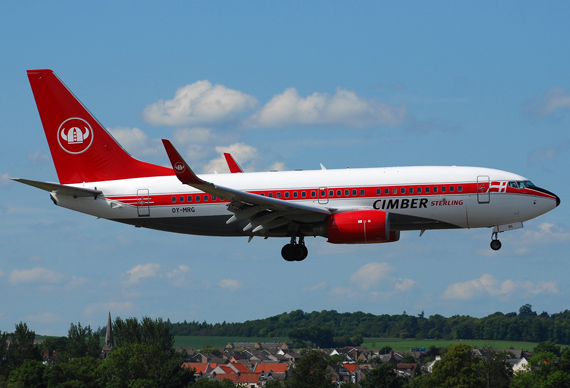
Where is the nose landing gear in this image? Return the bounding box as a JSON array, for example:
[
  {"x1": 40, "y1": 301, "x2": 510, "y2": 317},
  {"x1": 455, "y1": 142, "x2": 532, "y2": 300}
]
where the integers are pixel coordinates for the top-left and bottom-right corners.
[
  {"x1": 281, "y1": 236, "x2": 308, "y2": 261},
  {"x1": 490, "y1": 231, "x2": 502, "y2": 251}
]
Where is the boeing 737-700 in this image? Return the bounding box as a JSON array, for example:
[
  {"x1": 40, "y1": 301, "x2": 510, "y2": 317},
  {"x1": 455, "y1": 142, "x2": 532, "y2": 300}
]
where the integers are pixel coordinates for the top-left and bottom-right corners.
[{"x1": 14, "y1": 69, "x2": 560, "y2": 261}]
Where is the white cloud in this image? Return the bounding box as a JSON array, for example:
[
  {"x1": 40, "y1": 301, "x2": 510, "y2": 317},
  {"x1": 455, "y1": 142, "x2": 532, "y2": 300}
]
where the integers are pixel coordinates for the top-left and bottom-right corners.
[
  {"x1": 123, "y1": 263, "x2": 161, "y2": 285},
  {"x1": 109, "y1": 127, "x2": 163, "y2": 156},
  {"x1": 143, "y1": 80, "x2": 258, "y2": 126},
  {"x1": 350, "y1": 262, "x2": 395, "y2": 291},
  {"x1": 521, "y1": 223, "x2": 570, "y2": 245},
  {"x1": 9, "y1": 267, "x2": 65, "y2": 285},
  {"x1": 218, "y1": 279, "x2": 242, "y2": 291},
  {"x1": 26, "y1": 149, "x2": 51, "y2": 163},
  {"x1": 203, "y1": 143, "x2": 259, "y2": 173},
  {"x1": 247, "y1": 87, "x2": 407, "y2": 128},
  {"x1": 166, "y1": 265, "x2": 191, "y2": 288},
  {"x1": 524, "y1": 86, "x2": 570, "y2": 116},
  {"x1": 442, "y1": 273, "x2": 559, "y2": 300},
  {"x1": 65, "y1": 275, "x2": 89, "y2": 290}
]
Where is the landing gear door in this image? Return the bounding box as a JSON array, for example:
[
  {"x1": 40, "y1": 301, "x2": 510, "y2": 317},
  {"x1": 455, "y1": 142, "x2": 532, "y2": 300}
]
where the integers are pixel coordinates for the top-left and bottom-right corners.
[
  {"x1": 137, "y1": 189, "x2": 150, "y2": 216},
  {"x1": 318, "y1": 187, "x2": 328, "y2": 204},
  {"x1": 477, "y1": 176, "x2": 490, "y2": 204}
]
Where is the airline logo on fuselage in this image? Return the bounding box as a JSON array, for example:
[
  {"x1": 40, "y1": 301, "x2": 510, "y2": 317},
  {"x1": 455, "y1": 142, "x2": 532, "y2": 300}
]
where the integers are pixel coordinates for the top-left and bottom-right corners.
[
  {"x1": 58, "y1": 118, "x2": 93, "y2": 154},
  {"x1": 373, "y1": 198, "x2": 464, "y2": 210}
]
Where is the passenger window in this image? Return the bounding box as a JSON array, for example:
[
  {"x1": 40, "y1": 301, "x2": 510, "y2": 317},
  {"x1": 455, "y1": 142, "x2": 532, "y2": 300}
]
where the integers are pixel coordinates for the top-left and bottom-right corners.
[
  {"x1": 376, "y1": 189, "x2": 381, "y2": 195},
  {"x1": 172, "y1": 196, "x2": 176, "y2": 203},
  {"x1": 337, "y1": 190, "x2": 342, "y2": 196},
  {"x1": 401, "y1": 188, "x2": 405, "y2": 194},
  {"x1": 433, "y1": 187, "x2": 438, "y2": 193},
  {"x1": 204, "y1": 195, "x2": 209, "y2": 201},
  {"x1": 212, "y1": 196, "x2": 217, "y2": 201},
  {"x1": 285, "y1": 192, "x2": 290, "y2": 198},
  {"x1": 450, "y1": 186, "x2": 455, "y2": 192},
  {"x1": 329, "y1": 190, "x2": 334, "y2": 197},
  {"x1": 441, "y1": 187, "x2": 447, "y2": 193},
  {"x1": 196, "y1": 196, "x2": 201, "y2": 202},
  {"x1": 417, "y1": 187, "x2": 422, "y2": 193},
  {"x1": 409, "y1": 187, "x2": 413, "y2": 194},
  {"x1": 345, "y1": 189, "x2": 349, "y2": 196},
  {"x1": 425, "y1": 187, "x2": 430, "y2": 193},
  {"x1": 188, "y1": 196, "x2": 192, "y2": 202},
  {"x1": 311, "y1": 191, "x2": 316, "y2": 197},
  {"x1": 393, "y1": 188, "x2": 397, "y2": 194},
  {"x1": 277, "y1": 192, "x2": 281, "y2": 198},
  {"x1": 384, "y1": 188, "x2": 389, "y2": 195},
  {"x1": 180, "y1": 196, "x2": 185, "y2": 202},
  {"x1": 360, "y1": 189, "x2": 365, "y2": 195},
  {"x1": 302, "y1": 191, "x2": 306, "y2": 198},
  {"x1": 293, "y1": 192, "x2": 298, "y2": 198},
  {"x1": 458, "y1": 186, "x2": 463, "y2": 192},
  {"x1": 268, "y1": 193, "x2": 273, "y2": 198}
]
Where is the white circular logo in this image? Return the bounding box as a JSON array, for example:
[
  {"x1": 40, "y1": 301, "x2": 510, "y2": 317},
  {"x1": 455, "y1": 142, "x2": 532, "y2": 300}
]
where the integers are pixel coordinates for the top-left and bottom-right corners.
[
  {"x1": 174, "y1": 162, "x2": 186, "y2": 173},
  {"x1": 58, "y1": 118, "x2": 93, "y2": 154}
]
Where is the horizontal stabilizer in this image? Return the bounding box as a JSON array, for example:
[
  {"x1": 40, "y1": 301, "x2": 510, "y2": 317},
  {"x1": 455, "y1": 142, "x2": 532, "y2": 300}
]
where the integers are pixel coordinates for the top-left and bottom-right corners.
[{"x1": 12, "y1": 178, "x2": 102, "y2": 198}]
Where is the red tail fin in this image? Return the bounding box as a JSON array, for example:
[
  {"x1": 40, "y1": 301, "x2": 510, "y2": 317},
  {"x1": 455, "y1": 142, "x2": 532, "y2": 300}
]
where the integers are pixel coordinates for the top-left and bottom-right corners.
[{"x1": 27, "y1": 69, "x2": 172, "y2": 184}]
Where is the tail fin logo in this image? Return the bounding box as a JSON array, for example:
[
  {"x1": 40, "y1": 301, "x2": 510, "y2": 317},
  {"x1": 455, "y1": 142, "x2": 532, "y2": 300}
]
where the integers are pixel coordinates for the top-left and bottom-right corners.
[
  {"x1": 174, "y1": 162, "x2": 186, "y2": 173},
  {"x1": 58, "y1": 118, "x2": 93, "y2": 154}
]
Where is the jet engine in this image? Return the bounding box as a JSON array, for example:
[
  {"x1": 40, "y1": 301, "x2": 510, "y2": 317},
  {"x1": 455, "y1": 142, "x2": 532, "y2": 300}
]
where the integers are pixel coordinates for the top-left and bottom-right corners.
[{"x1": 326, "y1": 210, "x2": 400, "y2": 244}]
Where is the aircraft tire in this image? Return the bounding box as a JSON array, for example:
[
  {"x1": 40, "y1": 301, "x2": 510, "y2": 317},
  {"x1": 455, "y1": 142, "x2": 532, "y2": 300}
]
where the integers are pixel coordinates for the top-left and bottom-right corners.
[
  {"x1": 490, "y1": 240, "x2": 502, "y2": 251},
  {"x1": 297, "y1": 245, "x2": 308, "y2": 261},
  {"x1": 281, "y1": 244, "x2": 301, "y2": 261}
]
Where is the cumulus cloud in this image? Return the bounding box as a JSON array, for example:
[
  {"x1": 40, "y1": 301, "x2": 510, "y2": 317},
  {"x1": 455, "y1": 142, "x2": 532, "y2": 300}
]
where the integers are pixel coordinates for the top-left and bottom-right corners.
[
  {"x1": 524, "y1": 87, "x2": 570, "y2": 117},
  {"x1": 166, "y1": 265, "x2": 191, "y2": 288},
  {"x1": 9, "y1": 267, "x2": 65, "y2": 285},
  {"x1": 218, "y1": 279, "x2": 242, "y2": 291},
  {"x1": 247, "y1": 87, "x2": 407, "y2": 128},
  {"x1": 109, "y1": 127, "x2": 163, "y2": 156},
  {"x1": 442, "y1": 273, "x2": 559, "y2": 300},
  {"x1": 350, "y1": 262, "x2": 395, "y2": 291},
  {"x1": 143, "y1": 81, "x2": 258, "y2": 126},
  {"x1": 122, "y1": 263, "x2": 161, "y2": 285},
  {"x1": 529, "y1": 138, "x2": 570, "y2": 161},
  {"x1": 203, "y1": 143, "x2": 259, "y2": 173},
  {"x1": 521, "y1": 223, "x2": 570, "y2": 245}
]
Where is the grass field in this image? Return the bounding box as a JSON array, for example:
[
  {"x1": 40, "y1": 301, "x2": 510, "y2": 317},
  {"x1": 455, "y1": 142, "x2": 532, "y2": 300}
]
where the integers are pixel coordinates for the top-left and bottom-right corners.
[{"x1": 172, "y1": 336, "x2": 542, "y2": 351}]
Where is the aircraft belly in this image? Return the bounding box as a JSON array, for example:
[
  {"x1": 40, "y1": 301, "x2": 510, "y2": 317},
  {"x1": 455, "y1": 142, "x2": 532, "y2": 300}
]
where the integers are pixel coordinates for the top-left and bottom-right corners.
[{"x1": 115, "y1": 215, "x2": 245, "y2": 237}]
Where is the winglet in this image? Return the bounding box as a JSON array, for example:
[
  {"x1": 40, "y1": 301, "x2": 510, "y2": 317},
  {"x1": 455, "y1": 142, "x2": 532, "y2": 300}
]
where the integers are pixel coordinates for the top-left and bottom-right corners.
[
  {"x1": 224, "y1": 153, "x2": 244, "y2": 173},
  {"x1": 162, "y1": 139, "x2": 209, "y2": 186}
]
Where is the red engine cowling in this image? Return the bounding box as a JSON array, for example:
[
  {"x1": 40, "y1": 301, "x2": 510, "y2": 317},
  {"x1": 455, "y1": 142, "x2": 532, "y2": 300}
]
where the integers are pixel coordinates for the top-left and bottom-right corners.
[{"x1": 327, "y1": 210, "x2": 400, "y2": 244}]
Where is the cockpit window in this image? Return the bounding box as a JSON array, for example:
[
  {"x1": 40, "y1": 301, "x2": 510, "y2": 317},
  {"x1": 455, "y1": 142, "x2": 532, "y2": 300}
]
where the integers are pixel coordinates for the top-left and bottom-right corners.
[
  {"x1": 519, "y1": 181, "x2": 536, "y2": 189},
  {"x1": 508, "y1": 182, "x2": 519, "y2": 189}
]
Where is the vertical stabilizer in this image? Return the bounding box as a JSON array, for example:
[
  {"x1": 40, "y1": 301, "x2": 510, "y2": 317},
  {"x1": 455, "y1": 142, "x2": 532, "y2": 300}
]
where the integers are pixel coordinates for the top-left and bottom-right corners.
[{"x1": 27, "y1": 69, "x2": 172, "y2": 184}]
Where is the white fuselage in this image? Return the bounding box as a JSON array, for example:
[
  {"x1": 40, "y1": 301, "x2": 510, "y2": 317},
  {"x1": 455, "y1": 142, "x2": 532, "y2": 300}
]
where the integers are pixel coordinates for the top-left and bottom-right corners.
[{"x1": 51, "y1": 165, "x2": 558, "y2": 238}]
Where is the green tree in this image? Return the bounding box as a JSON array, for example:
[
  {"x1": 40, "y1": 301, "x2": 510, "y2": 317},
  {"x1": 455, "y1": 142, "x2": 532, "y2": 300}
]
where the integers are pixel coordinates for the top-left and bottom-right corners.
[
  {"x1": 359, "y1": 362, "x2": 404, "y2": 388},
  {"x1": 6, "y1": 359, "x2": 47, "y2": 388},
  {"x1": 284, "y1": 350, "x2": 335, "y2": 388},
  {"x1": 98, "y1": 342, "x2": 193, "y2": 388},
  {"x1": 192, "y1": 379, "x2": 237, "y2": 387},
  {"x1": 427, "y1": 344, "x2": 484, "y2": 388},
  {"x1": 511, "y1": 348, "x2": 570, "y2": 388},
  {"x1": 61, "y1": 323, "x2": 101, "y2": 361},
  {"x1": 533, "y1": 341, "x2": 561, "y2": 357},
  {"x1": 44, "y1": 356, "x2": 101, "y2": 388},
  {"x1": 7, "y1": 322, "x2": 41, "y2": 371},
  {"x1": 479, "y1": 347, "x2": 512, "y2": 388}
]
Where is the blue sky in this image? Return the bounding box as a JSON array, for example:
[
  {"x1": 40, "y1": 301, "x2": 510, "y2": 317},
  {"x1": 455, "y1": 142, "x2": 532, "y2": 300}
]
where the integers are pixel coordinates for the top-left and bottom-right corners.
[{"x1": 1, "y1": 2, "x2": 569, "y2": 336}]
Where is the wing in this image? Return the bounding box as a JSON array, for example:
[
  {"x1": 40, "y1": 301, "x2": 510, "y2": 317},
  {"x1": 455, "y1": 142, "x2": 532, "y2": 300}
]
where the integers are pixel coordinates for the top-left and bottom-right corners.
[{"x1": 162, "y1": 139, "x2": 331, "y2": 235}]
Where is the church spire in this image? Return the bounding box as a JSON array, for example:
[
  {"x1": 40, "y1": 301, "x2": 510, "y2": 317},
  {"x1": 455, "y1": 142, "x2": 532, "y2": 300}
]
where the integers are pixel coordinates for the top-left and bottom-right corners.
[{"x1": 101, "y1": 312, "x2": 114, "y2": 358}]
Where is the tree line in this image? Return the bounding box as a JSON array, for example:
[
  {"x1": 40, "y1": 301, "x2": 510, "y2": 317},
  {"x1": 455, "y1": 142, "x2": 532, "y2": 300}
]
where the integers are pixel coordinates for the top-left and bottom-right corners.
[{"x1": 167, "y1": 304, "x2": 570, "y2": 345}]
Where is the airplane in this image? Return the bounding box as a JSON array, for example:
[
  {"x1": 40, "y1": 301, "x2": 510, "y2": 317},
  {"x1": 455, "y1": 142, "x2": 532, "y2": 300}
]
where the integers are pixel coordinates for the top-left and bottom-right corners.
[{"x1": 15, "y1": 69, "x2": 560, "y2": 262}]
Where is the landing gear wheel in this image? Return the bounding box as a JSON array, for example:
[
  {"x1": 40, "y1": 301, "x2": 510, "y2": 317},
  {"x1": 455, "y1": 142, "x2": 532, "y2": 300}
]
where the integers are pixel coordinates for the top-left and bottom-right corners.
[
  {"x1": 281, "y1": 237, "x2": 309, "y2": 261},
  {"x1": 490, "y1": 239, "x2": 502, "y2": 251},
  {"x1": 281, "y1": 244, "x2": 300, "y2": 262}
]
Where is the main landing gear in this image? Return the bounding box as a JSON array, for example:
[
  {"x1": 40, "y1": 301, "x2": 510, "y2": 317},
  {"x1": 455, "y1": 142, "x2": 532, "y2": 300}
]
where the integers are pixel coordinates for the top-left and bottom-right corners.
[
  {"x1": 281, "y1": 236, "x2": 308, "y2": 262},
  {"x1": 490, "y1": 231, "x2": 502, "y2": 251}
]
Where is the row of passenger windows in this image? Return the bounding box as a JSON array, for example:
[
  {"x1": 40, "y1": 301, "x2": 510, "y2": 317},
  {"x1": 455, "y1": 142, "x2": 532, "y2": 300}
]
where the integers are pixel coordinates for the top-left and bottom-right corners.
[
  {"x1": 376, "y1": 185, "x2": 463, "y2": 195},
  {"x1": 170, "y1": 185, "x2": 464, "y2": 203}
]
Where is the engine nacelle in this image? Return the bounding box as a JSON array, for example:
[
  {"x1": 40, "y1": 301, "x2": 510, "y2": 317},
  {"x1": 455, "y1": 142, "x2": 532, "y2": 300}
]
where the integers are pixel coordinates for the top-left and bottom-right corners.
[{"x1": 327, "y1": 210, "x2": 400, "y2": 244}]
